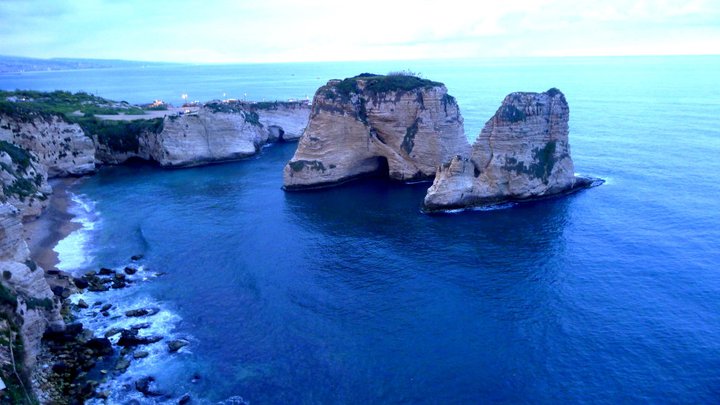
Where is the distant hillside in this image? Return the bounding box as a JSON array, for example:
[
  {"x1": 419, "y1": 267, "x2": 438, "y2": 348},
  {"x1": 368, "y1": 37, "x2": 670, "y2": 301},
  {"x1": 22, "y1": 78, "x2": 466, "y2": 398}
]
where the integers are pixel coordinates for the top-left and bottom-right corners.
[{"x1": 0, "y1": 55, "x2": 173, "y2": 73}]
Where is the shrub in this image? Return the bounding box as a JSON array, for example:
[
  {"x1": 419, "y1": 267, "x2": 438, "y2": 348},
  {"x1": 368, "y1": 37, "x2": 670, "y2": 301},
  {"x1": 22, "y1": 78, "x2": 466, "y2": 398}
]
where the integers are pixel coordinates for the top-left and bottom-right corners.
[{"x1": 0, "y1": 141, "x2": 33, "y2": 171}]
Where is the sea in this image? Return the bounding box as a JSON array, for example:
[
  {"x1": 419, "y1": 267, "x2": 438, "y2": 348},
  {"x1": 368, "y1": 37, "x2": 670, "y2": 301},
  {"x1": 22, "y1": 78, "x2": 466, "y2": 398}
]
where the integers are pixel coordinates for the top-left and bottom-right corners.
[{"x1": 2, "y1": 56, "x2": 720, "y2": 404}]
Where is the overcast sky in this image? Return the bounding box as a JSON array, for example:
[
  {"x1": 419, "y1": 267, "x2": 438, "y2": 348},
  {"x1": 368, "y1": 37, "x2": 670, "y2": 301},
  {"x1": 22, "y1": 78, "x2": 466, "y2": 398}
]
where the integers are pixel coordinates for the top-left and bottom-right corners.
[{"x1": 1, "y1": 0, "x2": 719, "y2": 63}]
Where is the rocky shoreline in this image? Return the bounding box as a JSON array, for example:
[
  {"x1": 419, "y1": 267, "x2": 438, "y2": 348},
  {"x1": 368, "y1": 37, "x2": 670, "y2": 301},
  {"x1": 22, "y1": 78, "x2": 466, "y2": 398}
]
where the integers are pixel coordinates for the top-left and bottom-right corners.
[
  {"x1": 9, "y1": 185, "x2": 191, "y2": 403},
  {"x1": 31, "y1": 256, "x2": 196, "y2": 403}
]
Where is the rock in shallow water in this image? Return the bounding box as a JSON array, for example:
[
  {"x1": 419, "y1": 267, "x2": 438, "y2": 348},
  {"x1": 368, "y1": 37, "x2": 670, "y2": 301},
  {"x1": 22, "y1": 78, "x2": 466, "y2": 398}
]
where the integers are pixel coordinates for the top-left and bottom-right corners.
[
  {"x1": 125, "y1": 307, "x2": 160, "y2": 317},
  {"x1": 117, "y1": 329, "x2": 163, "y2": 347},
  {"x1": 135, "y1": 376, "x2": 164, "y2": 397},
  {"x1": 168, "y1": 339, "x2": 189, "y2": 353}
]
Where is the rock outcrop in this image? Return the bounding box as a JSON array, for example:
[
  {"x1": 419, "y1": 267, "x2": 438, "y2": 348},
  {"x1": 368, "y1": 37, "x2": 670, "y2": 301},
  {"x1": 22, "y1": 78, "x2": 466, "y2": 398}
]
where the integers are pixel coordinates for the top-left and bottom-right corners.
[
  {"x1": 283, "y1": 74, "x2": 469, "y2": 190},
  {"x1": 0, "y1": 140, "x2": 52, "y2": 220},
  {"x1": 253, "y1": 101, "x2": 310, "y2": 142},
  {"x1": 0, "y1": 111, "x2": 96, "y2": 177},
  {"x1": 424, "y1": 89, "x2": 597, "y2": 211},
  {"x1": 93, "y1": 101, "x2": 311, "y2": 167},
  {"x1": 150, "y1": 103, "x2": 268, "y2": 167},
  {"x1": 0, "y1": 203, "x2": 64, "y2": 371}
]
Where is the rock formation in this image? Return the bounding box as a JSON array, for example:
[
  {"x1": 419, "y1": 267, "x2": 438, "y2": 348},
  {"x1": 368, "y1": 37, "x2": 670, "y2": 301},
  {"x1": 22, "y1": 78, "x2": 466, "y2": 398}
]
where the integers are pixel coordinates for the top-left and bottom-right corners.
[
  {"x1": 0, "y1": 111, "x2": 96, "y2": 177},
  {"x1": 0, "y1": 141, "x2": 51, "y2": 220},
  {"x1": 283, "y1": 74, "x2": 469, "y2": 190},
  {"x1": 93, "y1": 101, "x2": 311, "y2": 167},
  {"x1": 423, "y1": 89, "x2": 597, "y2": 211},
  {"x1": 253, "y1": 101, "x2": 309, "y2": 142},
  {"x1": 0, "y1": 203, "x2": 64, "y2": 370},
  {"x1": 150, "y1": 103, "x2": 268, "y2": 167}
]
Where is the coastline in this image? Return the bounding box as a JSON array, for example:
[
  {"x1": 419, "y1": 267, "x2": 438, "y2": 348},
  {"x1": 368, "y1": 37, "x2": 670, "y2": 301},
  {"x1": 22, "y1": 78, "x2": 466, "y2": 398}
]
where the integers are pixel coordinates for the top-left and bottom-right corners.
[{"x1": 24, "y1": 177, "x2": 83, "y2": 271}]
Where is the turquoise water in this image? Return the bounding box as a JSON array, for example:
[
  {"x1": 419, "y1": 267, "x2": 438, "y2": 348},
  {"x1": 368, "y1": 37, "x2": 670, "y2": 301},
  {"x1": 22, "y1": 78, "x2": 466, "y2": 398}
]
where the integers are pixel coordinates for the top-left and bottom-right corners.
[{"x1": 3, "y1": 56, "x2": 720, "y2": 403}]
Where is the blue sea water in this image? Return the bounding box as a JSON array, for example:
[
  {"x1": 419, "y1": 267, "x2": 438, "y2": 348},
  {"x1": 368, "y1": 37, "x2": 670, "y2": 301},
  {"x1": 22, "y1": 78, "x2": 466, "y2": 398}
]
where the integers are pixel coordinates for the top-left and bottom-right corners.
[{"x1": 3, "y1": 56, "x2": 720, "y2": 403}]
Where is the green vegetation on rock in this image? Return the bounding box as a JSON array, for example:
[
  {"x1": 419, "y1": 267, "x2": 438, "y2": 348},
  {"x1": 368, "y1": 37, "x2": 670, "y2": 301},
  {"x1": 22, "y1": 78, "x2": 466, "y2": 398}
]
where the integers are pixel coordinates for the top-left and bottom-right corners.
[
  {"x1": 0, "y1": 141, "x2": 34, "y2": 171},
  {"x1": 500, "y1": 104, "x2": 526, "y2": 123},
  {"x1": 333, "y1": 72, "x2": 443, "y2": 99},
  {"x1": 503, "y1": 140, "x2": 559, "y2": 183},
  {"x1": 289, "y1": 159, "x2": 326, "y2": 172},
  {"x1": 401, "y1": 118, "x2": 420, "y2": 155},
  {"x1": 0, "y1": 90, "x2": 144, "y2": 118},
  {"x1": 73, "y1": 116, "x2": 163, "y2": 153},
  {"x1": 243, "y1": 111, "x2": 262, "y2": 127},
  {"x1": 2, "y1": 178, "x2": 38, "y2": 201}
]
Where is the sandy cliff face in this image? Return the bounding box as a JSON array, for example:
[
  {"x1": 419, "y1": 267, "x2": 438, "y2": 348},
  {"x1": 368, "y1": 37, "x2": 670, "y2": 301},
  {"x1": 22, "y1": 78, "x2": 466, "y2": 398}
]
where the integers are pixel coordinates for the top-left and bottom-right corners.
[
  {"x1": 0, "y1": 203, "x2": 63, "y2": 369},
  {"x1": 283, "y1": 75, "x2": 469, "y2": 190},
  {"x1": 424, "y1": 89, "x2": 592, "y2": 211},
  {"x1": 0, "y1": 113, "x2": 96, "y2": 177}
]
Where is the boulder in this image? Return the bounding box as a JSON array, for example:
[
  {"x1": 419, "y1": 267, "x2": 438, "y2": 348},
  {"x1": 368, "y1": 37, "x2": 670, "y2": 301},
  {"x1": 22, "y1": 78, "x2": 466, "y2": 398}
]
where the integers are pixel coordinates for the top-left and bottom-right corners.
[
  {"x1": 125, "y1": 307, "x2": 159, "y2": 317},
  {"x1": 117, "y1": 329, "x2": 163, "y2": 347},
  {"x1": 168, "y1": 339, "x2": 189, "y2": 353}
]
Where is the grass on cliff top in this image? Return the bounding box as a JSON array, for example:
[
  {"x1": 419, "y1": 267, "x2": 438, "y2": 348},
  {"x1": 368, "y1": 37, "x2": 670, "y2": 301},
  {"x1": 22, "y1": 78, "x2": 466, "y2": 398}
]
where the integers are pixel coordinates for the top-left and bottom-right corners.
[
  {"x1": 333, "y1": 72, "x2": 443, "y2": 99},
  {"x1": 0, "y1": 90, "x2": 144, "y2": 121}
]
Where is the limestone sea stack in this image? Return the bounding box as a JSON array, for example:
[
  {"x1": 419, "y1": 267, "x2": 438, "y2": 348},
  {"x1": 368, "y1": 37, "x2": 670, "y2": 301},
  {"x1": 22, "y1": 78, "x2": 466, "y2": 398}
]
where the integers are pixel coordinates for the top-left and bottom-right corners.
[
  {"x1": 424, "y1": 89, "x2": 598, "y2": 211},
  {"x1": 283, "y1": 74, "x2": 469, "y2": 190}
]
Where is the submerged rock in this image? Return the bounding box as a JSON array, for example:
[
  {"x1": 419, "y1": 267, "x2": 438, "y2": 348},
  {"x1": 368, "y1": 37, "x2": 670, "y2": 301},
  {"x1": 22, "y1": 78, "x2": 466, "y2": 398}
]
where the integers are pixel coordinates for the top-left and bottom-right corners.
[
  {"x1": 424, "y1": 89, "x2": 600, "y2": 211},
  {"x1": 283, "y1": 73, "x2": 469, "y2": 190},
  {"x1": 168, "y1": 339, "x2": 189, "y2": 353},
  {"x1": 133, "y1": 350, "x2": 149, "y2": 359},
  {"x1": 135, "y1": 376, "x2": 164, "y2": 397},
  {"x1": 117, "y1": 329, "x2": 163, "y2": 347},
  {"x1": 85, "y1": 337, "x2": 113, "y2": 356},
  {"x1": 125, "y1": 307, "x2": 160, "y2": 317}
]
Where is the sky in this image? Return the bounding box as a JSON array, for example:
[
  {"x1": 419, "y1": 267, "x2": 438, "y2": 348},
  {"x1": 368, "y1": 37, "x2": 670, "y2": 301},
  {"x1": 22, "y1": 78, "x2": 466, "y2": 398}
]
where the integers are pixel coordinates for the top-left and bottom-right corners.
[{"x1": 1, "y1": 0, "x2": 719, "y2": 63}]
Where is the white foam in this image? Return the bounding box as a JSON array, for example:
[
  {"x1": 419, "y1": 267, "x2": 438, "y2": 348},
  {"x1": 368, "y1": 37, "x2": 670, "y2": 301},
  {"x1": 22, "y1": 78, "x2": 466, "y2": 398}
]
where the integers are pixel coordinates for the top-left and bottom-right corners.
[
  {"x1": 73, "y1": 273, "x2": 196, "y2": 404},
  {"x1": 471, "y1": 202, "x2": 516, "y2": 211},
  {"x1": 54, "y1": 193, "x2": 100, "y2": 274}
]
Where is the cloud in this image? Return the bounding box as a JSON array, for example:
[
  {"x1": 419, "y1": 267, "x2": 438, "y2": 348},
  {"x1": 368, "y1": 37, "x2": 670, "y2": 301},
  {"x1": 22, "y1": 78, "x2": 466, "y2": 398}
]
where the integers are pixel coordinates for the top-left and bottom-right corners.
[{"x1": 0, "y1": 0, "x2": 718, "y2": 62}]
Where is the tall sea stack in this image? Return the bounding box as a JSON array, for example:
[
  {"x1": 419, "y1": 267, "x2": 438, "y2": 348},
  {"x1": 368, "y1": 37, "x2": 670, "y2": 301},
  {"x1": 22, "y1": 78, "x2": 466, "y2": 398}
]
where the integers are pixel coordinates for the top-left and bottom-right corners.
[
  {"x1": 424, "y1": 89, "x2": 596, "y2": 211},
  {"x1": 283, "y1": 74, "x2": 470, "y2": 190}
]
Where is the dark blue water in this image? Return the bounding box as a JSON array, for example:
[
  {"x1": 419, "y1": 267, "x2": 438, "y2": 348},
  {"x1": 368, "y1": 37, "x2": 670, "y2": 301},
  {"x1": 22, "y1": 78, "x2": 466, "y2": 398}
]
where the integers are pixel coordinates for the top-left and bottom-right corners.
[{"x1": 5, "y1": 56, "x2": 720, "y2": 403}]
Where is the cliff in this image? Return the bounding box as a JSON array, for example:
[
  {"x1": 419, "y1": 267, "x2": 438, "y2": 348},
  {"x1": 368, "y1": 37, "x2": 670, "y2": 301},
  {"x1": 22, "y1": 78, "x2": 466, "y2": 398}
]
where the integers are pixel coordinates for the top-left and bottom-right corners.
[
  {"x1": 424, "y1": 89, "x2": 597, "y2": 211},
  {"x1": 0, "y1": 141, "x2": 52, "y2": 220},
  {"x1": 0, "y1": 111, "x2": 96, "y2": 178},
  {"x1": 150, "y1": 103, "x2": 268, "y2": 167},
  {"x1": 0, "y1": 203, "x2": 64, "y2": 393},
  {"x1": 253, "y1": 101, "x2": 310, "y2": 142},
  {"x1": 283, "y1": 74, "x2": 469, "y2": 190},
  {"x1": 92, "y1": 101, "x2": 311, "y2": 167}
]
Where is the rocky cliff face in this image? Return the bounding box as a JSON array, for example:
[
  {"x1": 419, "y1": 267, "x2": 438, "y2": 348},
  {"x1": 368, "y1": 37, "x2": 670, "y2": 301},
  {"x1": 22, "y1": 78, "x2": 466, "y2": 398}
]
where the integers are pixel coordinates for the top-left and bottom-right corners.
[
  {"x1": 0, "y1": 112, "x2": 96, "y2": 177},
  {"x1": 0, "y1": 203, "x2": 64, "y2": 371},
  {"x1": 0, "y1": 141, "x2": 52, "y2": 220},
  {"x1": 151, "y1": 105, "x2": 268, "y2": 167},
  {"x1": 254, "y1": 101, "x2": 310, "y2": 142},
  {"x1": 424, "y1": 89, "x2": 595, "y2": 211},
  {"x1": 283, "y1": 74, "x2": 469, "y2": 190},
  {"x1": 93, "y1": 101, "x2": 311, "y2": 167}
]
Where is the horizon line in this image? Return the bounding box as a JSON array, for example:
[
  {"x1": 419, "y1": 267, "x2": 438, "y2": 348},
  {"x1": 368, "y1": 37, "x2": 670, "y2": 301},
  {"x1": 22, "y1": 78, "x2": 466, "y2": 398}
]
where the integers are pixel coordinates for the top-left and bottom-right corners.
[{"x1": 1, "y1": 53, "x2": 719, "y2": 67}]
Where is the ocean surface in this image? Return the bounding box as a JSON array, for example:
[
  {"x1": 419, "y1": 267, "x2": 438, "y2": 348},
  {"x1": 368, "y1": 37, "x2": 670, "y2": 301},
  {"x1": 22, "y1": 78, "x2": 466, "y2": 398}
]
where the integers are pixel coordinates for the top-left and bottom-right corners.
[{"x1": 3, "y1": 56, "x2": 720, "y2": 403}]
